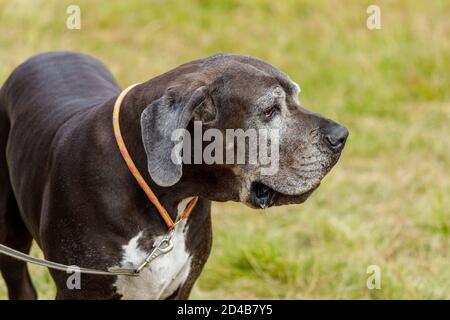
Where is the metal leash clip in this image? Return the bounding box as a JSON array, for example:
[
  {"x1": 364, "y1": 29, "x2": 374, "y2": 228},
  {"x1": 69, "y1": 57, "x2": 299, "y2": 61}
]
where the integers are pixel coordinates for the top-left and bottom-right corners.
[
  {"x1": 108, "y1": 229, "x2": 175, "y2": 276},
  {"x1": 135, "y1": 232, "x2": 174, "y2": 273}
]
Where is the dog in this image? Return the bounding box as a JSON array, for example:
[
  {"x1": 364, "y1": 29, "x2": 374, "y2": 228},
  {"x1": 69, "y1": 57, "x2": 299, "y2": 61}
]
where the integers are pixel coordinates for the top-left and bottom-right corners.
[{"x1": 0, "y1": 52, "x2": 348, "y2": 299}]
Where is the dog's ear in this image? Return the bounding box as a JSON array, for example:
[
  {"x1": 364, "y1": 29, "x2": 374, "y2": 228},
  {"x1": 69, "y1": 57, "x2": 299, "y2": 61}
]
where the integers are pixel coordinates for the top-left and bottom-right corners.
[{"x1": 141, "y1": 85, "x2": 216, "y2": 187}]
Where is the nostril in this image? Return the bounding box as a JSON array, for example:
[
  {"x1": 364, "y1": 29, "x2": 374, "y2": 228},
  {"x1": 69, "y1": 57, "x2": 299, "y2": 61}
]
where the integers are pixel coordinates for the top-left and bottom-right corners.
[
  {"x1": 325, "y1": 135, "x2": 338, "y2": 146},
  {"x1": 324, "y1": 124, "x2": 349, "y2": 151}
]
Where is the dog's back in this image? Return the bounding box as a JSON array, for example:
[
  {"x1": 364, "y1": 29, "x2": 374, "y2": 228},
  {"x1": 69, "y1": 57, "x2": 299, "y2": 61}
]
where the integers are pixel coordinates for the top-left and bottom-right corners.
[{"x1": 0, "y1": 51, "x2": 120, "y2": 125}]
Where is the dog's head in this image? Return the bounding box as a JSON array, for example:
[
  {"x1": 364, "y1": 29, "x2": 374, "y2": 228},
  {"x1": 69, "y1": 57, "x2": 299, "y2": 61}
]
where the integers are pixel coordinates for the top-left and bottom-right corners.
[{"x1": 141, "y1": 54, "x2": 348, "y2": 208}]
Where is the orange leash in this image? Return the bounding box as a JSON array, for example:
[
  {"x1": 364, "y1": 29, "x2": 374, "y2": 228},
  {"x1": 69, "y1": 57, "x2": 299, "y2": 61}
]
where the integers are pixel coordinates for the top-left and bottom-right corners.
[{"x1": 112, "y1": 83, "x2": 198, "y2": 229}]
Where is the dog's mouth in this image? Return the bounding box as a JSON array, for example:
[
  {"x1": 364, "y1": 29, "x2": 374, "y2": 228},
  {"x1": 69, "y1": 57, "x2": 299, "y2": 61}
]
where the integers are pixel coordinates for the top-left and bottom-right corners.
[
  {"x1": 250, "y1": 181, "x2": 321, "y2": 209},
  {"x1": 250, "y1": 182, "x2": 279, "y2": 209}
]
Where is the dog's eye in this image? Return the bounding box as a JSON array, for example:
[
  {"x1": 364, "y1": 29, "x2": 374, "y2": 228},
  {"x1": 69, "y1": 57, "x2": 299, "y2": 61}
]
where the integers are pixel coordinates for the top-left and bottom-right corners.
[{"x1": 263, "y1": 104, "x2": 280, "y2": 119}]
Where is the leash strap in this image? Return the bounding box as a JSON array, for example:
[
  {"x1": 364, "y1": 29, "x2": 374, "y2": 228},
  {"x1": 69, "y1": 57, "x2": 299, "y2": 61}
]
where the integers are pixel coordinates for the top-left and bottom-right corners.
[
  {"x1": 0, "y1": 244, "x2": 138, "y2": 276},
  {"x1": 112, "y1": 83, "x2": 199, "y2": 228}
]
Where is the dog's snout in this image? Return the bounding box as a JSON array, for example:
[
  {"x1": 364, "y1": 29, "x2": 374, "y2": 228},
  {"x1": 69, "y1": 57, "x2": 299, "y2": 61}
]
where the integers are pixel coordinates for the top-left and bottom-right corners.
[{"x1": 323, "y1": 123, "x2": 348, "y2": 151}]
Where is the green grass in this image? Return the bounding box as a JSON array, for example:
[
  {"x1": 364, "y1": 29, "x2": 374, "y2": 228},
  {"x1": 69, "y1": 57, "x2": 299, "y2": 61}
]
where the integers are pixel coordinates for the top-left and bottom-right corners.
[{"x1": 0, "y1": 0, "x2": 449, "y2": 299}]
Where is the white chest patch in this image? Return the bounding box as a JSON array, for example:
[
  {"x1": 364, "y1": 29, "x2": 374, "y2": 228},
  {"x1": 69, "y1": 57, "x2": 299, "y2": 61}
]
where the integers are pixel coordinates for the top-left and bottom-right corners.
[{"x1": 114, "y1": 198, "x2": 193, "y2": 300}]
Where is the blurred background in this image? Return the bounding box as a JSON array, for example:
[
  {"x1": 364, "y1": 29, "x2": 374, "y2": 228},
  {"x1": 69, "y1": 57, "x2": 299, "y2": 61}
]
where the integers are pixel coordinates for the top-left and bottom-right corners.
[{"x1": 0, "y1": 0, "x2": 448, "y2": 299}]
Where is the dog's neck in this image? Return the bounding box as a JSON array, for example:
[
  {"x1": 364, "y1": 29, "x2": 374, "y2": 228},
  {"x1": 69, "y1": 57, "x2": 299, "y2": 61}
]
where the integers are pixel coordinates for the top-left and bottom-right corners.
[
  {"x1": 107, "y1": 82, "x2": 196, "y2": 222},
  {"x1": 104, "y1": 80, "x2": 239, "y2": 224}
]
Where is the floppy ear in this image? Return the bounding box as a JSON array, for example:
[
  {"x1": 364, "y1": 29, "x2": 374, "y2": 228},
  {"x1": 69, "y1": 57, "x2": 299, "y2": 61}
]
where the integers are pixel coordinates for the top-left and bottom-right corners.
[{"x1": 141, "y1": 85, "x2": 216, "y2": 187}]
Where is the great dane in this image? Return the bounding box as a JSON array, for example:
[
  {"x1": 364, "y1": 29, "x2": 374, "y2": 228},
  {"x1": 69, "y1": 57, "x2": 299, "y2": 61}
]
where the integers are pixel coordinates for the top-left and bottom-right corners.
[{"x1": 0, "y1": 52, "x2": 348, "y2": 299}]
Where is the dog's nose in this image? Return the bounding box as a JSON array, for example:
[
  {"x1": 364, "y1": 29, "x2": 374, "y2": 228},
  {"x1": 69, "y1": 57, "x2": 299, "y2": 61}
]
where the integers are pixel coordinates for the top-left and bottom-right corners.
[{"x1": 323, "y1": 123, "x2": 349, "y2": 151}]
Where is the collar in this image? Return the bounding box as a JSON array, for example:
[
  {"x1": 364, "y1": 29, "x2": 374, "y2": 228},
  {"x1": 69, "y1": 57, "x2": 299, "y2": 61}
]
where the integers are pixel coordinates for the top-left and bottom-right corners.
[{"x1": 112, "y1": 83, "x2": 198, "y2": 229}]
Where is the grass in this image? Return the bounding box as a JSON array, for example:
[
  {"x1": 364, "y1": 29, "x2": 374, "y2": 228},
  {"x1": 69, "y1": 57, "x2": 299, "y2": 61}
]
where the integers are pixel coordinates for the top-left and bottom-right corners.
[{"x1": 0, "y1": 0, "x2": 449, "y2": 299}]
